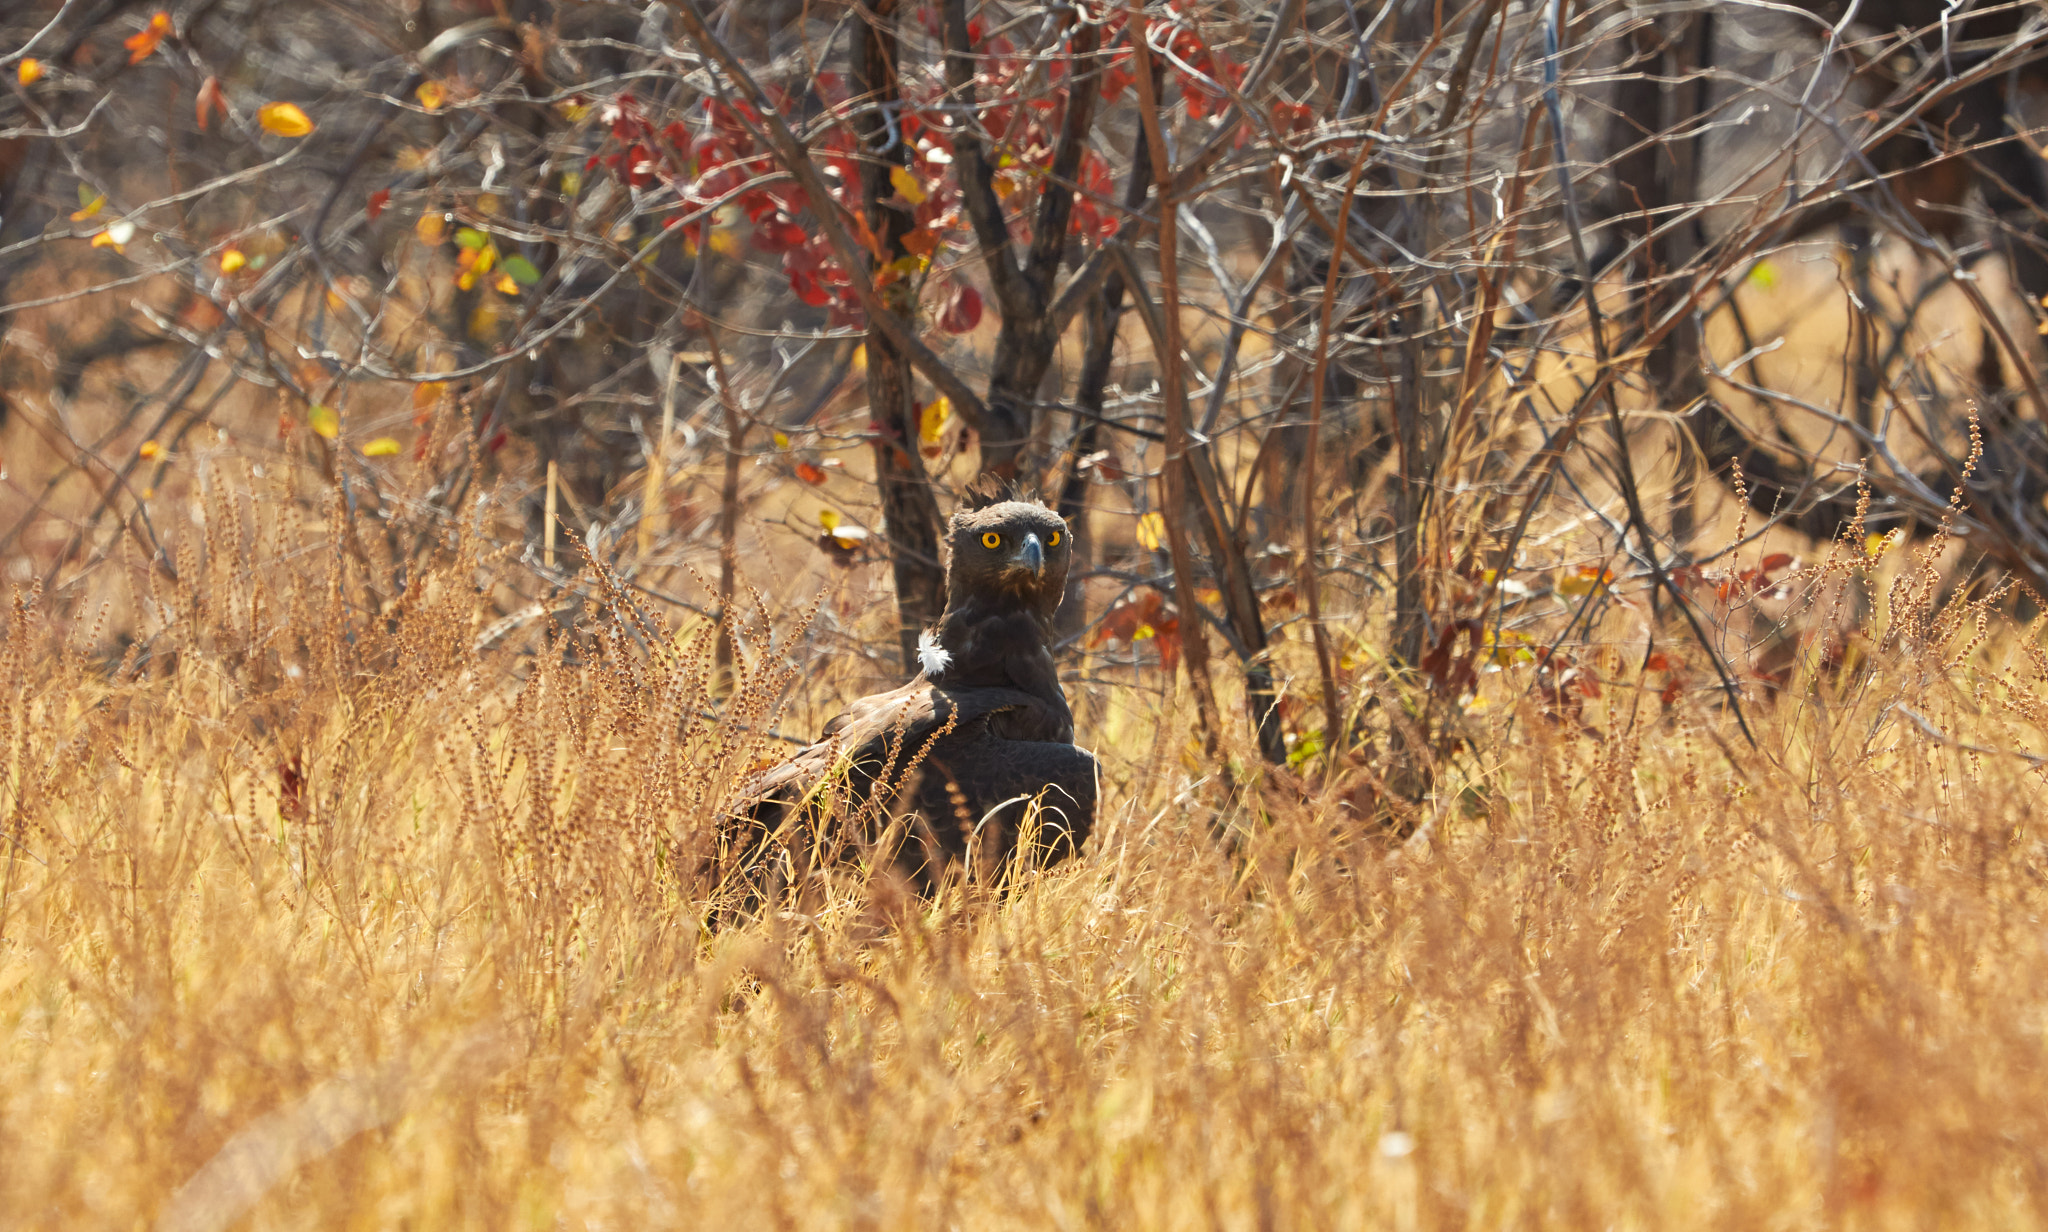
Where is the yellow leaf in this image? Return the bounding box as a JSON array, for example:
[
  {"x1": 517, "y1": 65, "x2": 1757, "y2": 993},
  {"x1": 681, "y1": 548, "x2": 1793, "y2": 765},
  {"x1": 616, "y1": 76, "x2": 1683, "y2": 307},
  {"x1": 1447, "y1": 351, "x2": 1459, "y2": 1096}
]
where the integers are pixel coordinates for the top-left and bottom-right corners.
[
  {"x1": 257, "y1": 102, "x2": 315, "y2": 138},
  {"x1": 560, "y1": 170, "x2": 582, "y2": 196},
  {"x1": 456, "y1": 268, "x2": 479, "y2": 292},
  {"x1": 416, "y1": 212, "x2": 447, "y2": 245},
  {"x1": 1557, "y1": 566, "x2": 1613, "y2": 597},
  {"x1": 219, "y1": 248, "x2": 246, "y2": 273},
  {"x1": 889, "y1": 165, "x2": 928, "y2": 206},
  {"x1": 362, "y1": 437, "x2": 402, "y2": 457},
  {"x1": 772, "y1": 431, "x2": 791, "y2": 450},
  {"x1": 71, "y1": 193, "x2": 106, "y2": 222},
  {"x1": 495, "y1": 272, "x2": 519, "y2": 295},
  {"x1": 1135, "y1": 511, "x2": 1166, "y2": 552},
  {"x1": 851, "y1": 344, "x2": 866, "y2": 373},
  {"x1": 138, "y1": 440, "x2": 160, "y2": 459},
  {"x1": 308, "y1": 405, "x2": 339, "y2": 439},
  {"x1": 1747, "y1": 260, "x2": 1778, "y2": 293},
  {"x1": 1866, "y1": 531, "x2": 1896, "y2": 557},
  {"x1": 818, "y1": 508, "x2": 841, "y2": 532},
  {"x1": 468, "y1": 300, "x2": 503, "y2": 340},
  {"x1": 415, "y1": 81, "x2": 448, "y2": 112},
  {"x1": 919, "y1": 396, "x2": 951, "y2": 444},
  {"x1": 17, "y1": 59, "x2": 42, "y2": 86}
]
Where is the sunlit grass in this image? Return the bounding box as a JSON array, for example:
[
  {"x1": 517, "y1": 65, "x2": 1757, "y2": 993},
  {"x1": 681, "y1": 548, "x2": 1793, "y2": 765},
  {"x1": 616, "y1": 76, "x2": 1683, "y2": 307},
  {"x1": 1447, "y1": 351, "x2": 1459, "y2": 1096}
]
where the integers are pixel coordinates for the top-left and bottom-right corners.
[{"x1": 3, "y1": 463, "x2": 2047, "y2": 1231}]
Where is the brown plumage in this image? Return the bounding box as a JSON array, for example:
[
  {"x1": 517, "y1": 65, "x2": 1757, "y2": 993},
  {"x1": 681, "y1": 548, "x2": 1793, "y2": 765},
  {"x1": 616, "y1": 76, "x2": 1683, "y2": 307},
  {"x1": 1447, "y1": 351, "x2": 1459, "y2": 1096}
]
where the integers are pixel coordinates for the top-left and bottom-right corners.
[{"x1": 721, "y1": 501, "x2": 1096, "y2": 898}]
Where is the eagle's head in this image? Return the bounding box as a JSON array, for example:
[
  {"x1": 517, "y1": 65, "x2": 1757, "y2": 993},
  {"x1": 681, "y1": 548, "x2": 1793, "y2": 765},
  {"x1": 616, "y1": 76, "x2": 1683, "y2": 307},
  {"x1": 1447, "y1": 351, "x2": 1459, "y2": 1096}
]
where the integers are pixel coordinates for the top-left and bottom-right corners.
[{"x1": 943, "y1": 501, "x2": 1073, "y2": 622}]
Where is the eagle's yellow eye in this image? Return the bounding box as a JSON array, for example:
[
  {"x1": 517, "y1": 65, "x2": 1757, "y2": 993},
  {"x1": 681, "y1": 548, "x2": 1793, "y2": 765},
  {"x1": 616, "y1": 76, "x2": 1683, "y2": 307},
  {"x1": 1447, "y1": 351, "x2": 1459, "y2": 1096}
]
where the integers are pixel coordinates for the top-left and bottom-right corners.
[
  {"x1": 1048, "y1": 531, "x2": 1062, "y2": 547},
  {"x1": 981, "y1": 531, "x2": 1002, "y2": 550}
]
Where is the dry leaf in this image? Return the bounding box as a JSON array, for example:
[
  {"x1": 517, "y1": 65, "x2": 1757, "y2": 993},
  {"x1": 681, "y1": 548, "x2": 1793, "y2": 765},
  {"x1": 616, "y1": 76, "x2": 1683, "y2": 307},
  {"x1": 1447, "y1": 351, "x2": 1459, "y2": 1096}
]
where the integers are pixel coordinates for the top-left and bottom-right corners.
[
  {"x1": 889, "y1": 165, "x2": 928, "y2": 206},
  {"x1": 1135, "y1": 511, "x2": 1166, "y2": 552},
  {"x1": 125, "y1": 11, "x2": 171, "y2": 64},
  {"x1": 257, "y1": 102, "x2": 315, "y2": 138},
  {"x1": 918, "y1": 396, "x2": 951, "y2": 445}
]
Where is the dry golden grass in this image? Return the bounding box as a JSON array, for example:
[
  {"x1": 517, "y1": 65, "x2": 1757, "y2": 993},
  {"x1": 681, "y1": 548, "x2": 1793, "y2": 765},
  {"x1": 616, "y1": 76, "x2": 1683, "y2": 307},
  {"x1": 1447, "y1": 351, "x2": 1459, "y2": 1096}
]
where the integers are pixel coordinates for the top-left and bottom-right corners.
[{"x1": 3, "y1": 446, "x2": 2048, "y2": 1232}]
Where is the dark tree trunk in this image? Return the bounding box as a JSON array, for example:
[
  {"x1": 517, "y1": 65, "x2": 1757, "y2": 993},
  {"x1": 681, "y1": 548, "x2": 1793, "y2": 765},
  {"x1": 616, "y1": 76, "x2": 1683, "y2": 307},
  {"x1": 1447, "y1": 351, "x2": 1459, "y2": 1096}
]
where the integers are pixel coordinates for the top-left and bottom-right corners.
[
  {"x1": 940, "y1": 0, "x2": 1099, "y2": 479},
  {"x1": 856, "y1": 0, "x2": 946, "y2": 674}
]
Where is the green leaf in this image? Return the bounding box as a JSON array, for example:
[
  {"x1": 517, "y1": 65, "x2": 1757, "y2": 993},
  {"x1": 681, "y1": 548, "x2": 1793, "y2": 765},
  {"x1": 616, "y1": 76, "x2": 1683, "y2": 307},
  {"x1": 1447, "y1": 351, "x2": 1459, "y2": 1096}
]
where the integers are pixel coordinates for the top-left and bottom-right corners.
[
  {"x1": 454, "y1": 226, "x2": 489, "y2": 251},
  {"x1": 1286, "y1": 729, "x2": 1324, "y2": 769},
  {"x1": 501, "y1": 254, "x2": 541, "y2": 286}
]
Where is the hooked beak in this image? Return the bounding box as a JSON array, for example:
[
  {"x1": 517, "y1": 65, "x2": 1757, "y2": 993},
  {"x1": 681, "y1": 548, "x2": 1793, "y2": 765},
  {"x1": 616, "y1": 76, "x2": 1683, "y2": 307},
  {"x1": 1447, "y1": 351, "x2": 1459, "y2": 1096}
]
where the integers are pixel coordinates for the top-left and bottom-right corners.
[{"x1": 1017, "y1": 532, "x2": 1044, "y2": 576}]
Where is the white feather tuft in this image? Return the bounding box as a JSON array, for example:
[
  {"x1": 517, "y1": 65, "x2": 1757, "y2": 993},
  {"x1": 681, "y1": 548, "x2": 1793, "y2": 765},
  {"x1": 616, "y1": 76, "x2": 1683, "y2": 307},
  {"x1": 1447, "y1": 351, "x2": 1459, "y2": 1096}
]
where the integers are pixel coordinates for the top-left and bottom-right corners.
[{"x1": 917, "y1": 628, "x2": 952, "y2": 677}]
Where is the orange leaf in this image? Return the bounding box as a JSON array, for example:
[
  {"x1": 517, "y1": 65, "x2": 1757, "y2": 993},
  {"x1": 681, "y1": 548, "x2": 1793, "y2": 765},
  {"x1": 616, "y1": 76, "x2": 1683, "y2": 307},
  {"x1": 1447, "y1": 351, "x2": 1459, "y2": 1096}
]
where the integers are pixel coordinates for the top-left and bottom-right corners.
[
  {"x1": 415, "y1": 81, "x2": 448, "y2": 112},
  {"x1": 125, "y1": 12, "x2": 170, "y2": 64},
  {"x1": 17, "y1": 59, "x2": 43, "y2": 86},
  {"x1": 195, "y1": 76, "x2": 225, "y2": 131},
  {"x1": 257, "y1": 102, "x2": 315, "y2": 138},
  {"x1": 900, "y1": 228, "x2": 939, "y2": 258},
  {"x1": 219, "y1": 248, "x2": 245, "y2": 273},
  {"x1": 795, "y1": 461, "x2": 827, "y2": 485}
]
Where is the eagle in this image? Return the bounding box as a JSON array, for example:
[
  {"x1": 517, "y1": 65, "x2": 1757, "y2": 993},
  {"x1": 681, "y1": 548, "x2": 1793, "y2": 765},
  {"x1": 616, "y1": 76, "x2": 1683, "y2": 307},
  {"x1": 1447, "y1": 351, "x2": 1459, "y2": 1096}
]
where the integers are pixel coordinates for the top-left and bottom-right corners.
[{"x1": 718, "y1": 500, "x2": 1097, "y2": 902}]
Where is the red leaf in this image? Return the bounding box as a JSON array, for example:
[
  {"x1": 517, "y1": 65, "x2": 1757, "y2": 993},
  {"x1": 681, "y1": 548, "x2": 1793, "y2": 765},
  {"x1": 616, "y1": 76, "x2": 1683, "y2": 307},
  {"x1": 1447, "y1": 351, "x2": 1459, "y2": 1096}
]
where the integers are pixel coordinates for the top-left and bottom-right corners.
[
  {"x1": 752, "y1": 216, "x2": 808, "y2": 254},
  {"x1": 789, "y1": 270, "x2": 830, "y2": 307},
  {"x1": 1759, "y1": 553, "x2": 1794, "y2": 573},
  {"x1": 367, "y1": 188, "x2": 390, "y2": 221},
  {"x1": 1644, "y1": 653, "x2": 1670, "y2": 671},
  {"x1": 938, "y1": 284, "x2": 982, "y2": 334},
  {"x1": 625, "y1": 144, "x2": 657, "y2": 188}
]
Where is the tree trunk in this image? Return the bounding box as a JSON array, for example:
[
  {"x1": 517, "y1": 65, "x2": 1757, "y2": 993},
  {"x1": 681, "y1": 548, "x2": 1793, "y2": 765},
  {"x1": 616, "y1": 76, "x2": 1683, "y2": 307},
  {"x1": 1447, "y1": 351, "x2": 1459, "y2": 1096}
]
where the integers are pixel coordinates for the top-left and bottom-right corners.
[{"x1": 856, "y1": 0, "x2": 946, "y2": 674}]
